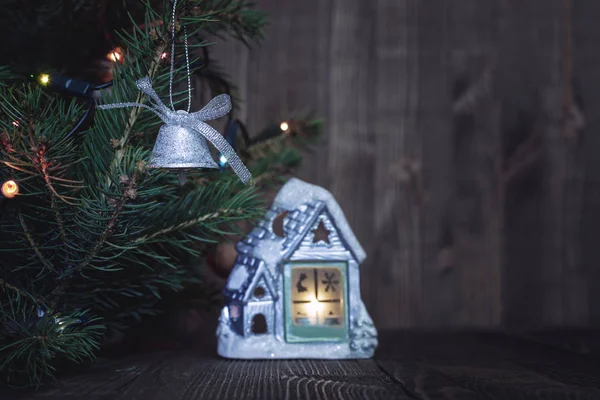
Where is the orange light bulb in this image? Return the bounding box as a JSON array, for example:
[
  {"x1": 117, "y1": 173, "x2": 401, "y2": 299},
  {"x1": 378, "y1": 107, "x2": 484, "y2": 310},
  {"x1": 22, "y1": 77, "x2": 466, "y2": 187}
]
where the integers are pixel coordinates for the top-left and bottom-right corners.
[
  {"x1": 106, "y1": 47, "x2": 123, "y2": 63},
  {"x1": 1, "y1": 180, "x2": 19, "y2": 198}
]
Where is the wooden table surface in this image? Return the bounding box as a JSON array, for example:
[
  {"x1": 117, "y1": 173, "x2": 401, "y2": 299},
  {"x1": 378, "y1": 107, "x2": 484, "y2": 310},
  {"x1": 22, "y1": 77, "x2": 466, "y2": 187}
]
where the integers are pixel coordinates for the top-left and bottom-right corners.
[{"x1": 10, "y1": 330, "x2": 600, "y2": 400}]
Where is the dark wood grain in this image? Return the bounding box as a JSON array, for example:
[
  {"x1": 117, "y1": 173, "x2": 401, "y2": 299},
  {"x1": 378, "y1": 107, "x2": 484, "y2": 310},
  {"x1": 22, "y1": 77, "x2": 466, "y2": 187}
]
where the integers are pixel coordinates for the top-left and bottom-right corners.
[
  {"x1": 22, "y1": 354, "x2": 408, "y2": 399},
  {"x1": 327, "y1": 0, "x2": 378, "y2": 325},
  {"x1": 370, "y1": 0, "x2": 421, "y2": 328},
  {"x1": 577, "y1": 0, "x2": 600, "y2": 327},
  {"x1": 376, "y1": 331, "x2": 600, "y2": 400},
  {"x1": 204, "y1": 0, "x2": 600, "y2": 329},
  {"x1": 8, "y1": 331, "x2": 600, "y2": 400}
]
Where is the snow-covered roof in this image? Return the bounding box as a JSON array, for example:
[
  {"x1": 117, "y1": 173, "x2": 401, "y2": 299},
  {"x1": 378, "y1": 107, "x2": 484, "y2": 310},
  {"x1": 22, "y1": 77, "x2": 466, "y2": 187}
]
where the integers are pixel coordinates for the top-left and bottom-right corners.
[
  {"x1": 273, "y1": 178, "x2": 366, "y2": 262},
  {"x1": 224, "y1": 178, "x2": 366, "y2": 300}
]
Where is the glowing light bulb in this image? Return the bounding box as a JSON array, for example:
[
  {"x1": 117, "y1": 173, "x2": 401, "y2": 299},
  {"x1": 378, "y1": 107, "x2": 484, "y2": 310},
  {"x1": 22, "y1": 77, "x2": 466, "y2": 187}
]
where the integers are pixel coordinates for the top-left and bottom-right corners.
[
  {"x1": 161, "y1": 52, "x2": 169, "y2": 59},
  {"x1": 219, "y1": 154, "x2": 228, "y2": 165},
  {"x1": 11, "y1": 121, "x2": 19, "y2": 127},
  {"x1": 280, "y1": 121, "x2": 289, "y2": 132},
  {"x1": 1, "y1": 180, "x2": 19, "y2": 198},
  {"x1": 107, "y1": 47, "x2": 123, "y2": 63},
  {"x1": 308, "y1": 298, "x2": 323, "y2": 315},
  {"x1": 39, "y1": 74, "x2": 50, "y2": 85}
]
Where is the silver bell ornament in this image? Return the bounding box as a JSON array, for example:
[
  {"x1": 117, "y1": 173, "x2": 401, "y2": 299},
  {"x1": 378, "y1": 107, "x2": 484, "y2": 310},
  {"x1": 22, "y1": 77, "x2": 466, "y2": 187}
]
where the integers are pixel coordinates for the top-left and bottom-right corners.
[
  {"x1": 148, "y1": 112, "x2": 218, "y2": 171},
  {"x1": 98, "y1": 77, "x2": 252, "y2": 186}
]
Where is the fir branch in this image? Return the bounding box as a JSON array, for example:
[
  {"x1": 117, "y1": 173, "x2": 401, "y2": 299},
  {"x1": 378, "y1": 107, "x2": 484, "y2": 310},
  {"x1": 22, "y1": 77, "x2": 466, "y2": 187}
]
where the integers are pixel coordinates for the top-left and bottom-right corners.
[
  {"x1": 40, "y1": 158, "x2": 77, "y2": 205},
  {"x1": 131, "y1": 207, "x2": 244, "y2": 243},
  {"x1": 17, "y1": 213, "x2": 55, "y2": 273},
  {"x1": 50, "y1": 196, "x2": 67, "y2": 243},
  {"x1": 51, "y1": 191, "x2": 129, "y2": 304},
  {"x1": 79, "y1": 195, "x2": 128, "y2": 271},
  {"x1": 0, "y1": 66, "x2": 13, "y2": 86},
  {"x1": 0, "y1": 278, "x2": 45, "y2": 305},
  {"x1": 107, "y1": 39, "x2": 168, "y2": 191}
]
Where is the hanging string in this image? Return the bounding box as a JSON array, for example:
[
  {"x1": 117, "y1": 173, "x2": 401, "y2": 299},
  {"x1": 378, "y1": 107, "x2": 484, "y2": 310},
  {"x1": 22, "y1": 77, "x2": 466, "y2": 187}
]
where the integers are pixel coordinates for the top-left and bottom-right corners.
[
  {"x1": 168, "y1": 0, "x2": 177, "y2": 110},
  {"x1": 183, "y1": 26, "x2": 192, "y2": 112},
  {"x1": 169, "y1": 0, "x2": 193, "y2": 112}
]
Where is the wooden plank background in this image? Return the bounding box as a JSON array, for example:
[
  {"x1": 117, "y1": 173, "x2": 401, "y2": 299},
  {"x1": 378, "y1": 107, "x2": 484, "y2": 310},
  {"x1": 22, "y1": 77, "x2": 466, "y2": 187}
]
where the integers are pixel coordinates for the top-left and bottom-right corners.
[{"x1": 210, "y1": 0, "x2": 600, "y2": 329}]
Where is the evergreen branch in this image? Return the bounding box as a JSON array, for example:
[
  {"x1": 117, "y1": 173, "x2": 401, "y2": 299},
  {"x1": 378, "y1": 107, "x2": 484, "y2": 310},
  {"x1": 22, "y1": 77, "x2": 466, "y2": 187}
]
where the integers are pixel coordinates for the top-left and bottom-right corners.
[
  {"x1": 105, "y1": 7, "x2": 174, "y2": 194},
  {"x1": 51, "y1": 192, "x2": 128, "y2": 304},
  {"x1": 0, "y1": 278, "x2": 45, "y2": 305},
  {"x1": 50, "y1": 197, "x2": 67, "y2": 244},
  {"x1": 39, "y1": 151, "x2": 73, "y2": 241},
  {"x1": 131, "y1": 207, "x2": 244, "y2": 243},
  {"x1": 79, "y1": 195, "x2": 127, "y2": 271},
  {"x1": 17, "y1": 213, "x2": 55, "y2": 273},
  {"x1": 0, "y1": 66, "x2": 13, "y2": 86}
]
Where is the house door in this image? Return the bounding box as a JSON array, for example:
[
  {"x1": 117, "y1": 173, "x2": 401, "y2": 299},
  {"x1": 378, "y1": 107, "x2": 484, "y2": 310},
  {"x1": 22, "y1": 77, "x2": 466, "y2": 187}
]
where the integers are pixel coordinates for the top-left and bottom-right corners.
[
  {"x1": 283, "y1": 261, "x2": 348, "y2": 343},
  {"x1": 251, "y1": 313, "x2": 267, "y2": 334}
]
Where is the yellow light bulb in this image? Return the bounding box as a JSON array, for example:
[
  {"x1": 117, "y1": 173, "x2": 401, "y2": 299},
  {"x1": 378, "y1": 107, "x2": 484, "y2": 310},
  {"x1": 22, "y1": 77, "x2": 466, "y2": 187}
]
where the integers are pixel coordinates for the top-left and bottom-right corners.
[
  {"x1": 1, "y1": 180, "x2": 19, "y2": 198},
  {"x1": 280, "y1": 121, "x2": 289, "y2": 132},
  {"x1": 39, "y1": 74, "x2": 50, "y2": 85},
  {"x1": 308, "y1": 298, "x2": 323, "y2": 315}
]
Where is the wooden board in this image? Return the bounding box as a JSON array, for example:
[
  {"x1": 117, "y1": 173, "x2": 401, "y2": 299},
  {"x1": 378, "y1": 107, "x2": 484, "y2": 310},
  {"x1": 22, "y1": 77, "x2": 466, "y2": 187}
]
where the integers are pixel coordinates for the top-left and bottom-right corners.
[
  {"x1": 207, "y1": 0, "x2": 600, "y2": 329},
  {"x1": 10, "y1": 331, "x2": 600, "y2": 400}
]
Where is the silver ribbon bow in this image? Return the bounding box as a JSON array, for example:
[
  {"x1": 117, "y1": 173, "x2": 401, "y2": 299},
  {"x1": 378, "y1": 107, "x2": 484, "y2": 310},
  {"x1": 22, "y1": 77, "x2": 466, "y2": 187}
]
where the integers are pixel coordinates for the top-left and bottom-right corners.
[{"x1": 98, "y1": 77, "x2": 252, "y2": 185}]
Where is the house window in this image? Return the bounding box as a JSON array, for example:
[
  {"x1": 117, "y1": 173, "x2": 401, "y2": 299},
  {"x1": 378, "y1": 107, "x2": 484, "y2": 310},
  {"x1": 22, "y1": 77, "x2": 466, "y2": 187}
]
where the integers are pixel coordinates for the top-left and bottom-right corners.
[
  {"x1": 229, "y1": 305, "x2": 240, "y2": 320},
  {"x1": 253, "y1": 286, "x2": 266, "y2": 299},
  {"x1": 284, "y1": 262, "x2": 347, "y2": 342}
]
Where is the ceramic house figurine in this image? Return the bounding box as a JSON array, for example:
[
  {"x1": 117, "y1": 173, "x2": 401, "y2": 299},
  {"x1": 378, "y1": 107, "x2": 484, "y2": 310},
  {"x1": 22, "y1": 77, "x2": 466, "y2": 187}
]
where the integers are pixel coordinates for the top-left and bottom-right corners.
[{"x1": 217, "y1": 178, "x2": 377, "y2": 359}]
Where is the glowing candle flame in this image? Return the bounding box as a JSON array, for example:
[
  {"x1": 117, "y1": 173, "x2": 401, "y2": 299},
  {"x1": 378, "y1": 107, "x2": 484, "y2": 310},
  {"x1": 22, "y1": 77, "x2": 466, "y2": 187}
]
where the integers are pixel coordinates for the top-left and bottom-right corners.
[
  {"x1": 308, "y1": 298, "x2": 323, "y2": 315},
  {"x1": 1, "y1": 180, "x2": 19, "y2": 198}
]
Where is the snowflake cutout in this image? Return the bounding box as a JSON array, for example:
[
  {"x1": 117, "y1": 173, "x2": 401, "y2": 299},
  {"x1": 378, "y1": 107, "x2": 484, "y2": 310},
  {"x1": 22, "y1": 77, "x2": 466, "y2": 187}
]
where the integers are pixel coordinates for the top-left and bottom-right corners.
[{"x1": 322, "y1": 272, "x2": 339, "y2": 292}]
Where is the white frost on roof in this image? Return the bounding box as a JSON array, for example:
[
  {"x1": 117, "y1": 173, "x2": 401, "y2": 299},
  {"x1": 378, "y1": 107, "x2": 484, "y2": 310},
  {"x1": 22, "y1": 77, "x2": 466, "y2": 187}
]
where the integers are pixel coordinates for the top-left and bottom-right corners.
[
  {"x1": 226, "y1": 264, "x2": 249, "y2": 290},
  {"x1": 273, "y1": 178, "x2": 367, "y2": 263},
  {"x1": 252, "y1": 237, "x2": 285, "y2": 274}
]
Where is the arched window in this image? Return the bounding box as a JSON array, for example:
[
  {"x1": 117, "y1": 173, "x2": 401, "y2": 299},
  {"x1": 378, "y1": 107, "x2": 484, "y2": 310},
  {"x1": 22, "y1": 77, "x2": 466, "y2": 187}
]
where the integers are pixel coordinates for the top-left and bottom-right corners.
[
  {"x1": 251, "y1": 313, "x2": 268, "y2": 334},
  {"x1": 253, "y1": 286, "x2": 266, "y2": 299}
]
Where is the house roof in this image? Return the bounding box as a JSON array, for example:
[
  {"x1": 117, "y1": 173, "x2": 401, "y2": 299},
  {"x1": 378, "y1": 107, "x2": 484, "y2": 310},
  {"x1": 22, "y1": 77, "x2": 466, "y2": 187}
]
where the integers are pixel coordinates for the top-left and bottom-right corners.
[
  {"x1": 224, "y1": 178, "x2": 366, "y2": 300},
  {"x1": 223, "y1": 255, "x2": 276, "y2": 301}
]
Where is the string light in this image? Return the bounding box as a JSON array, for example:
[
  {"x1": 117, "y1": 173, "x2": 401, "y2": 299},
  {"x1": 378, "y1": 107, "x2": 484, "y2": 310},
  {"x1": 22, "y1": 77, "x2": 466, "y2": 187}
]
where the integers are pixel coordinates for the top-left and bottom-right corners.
[
  {"x1": 161, "y1": 52, "x2": 169, "y2": 59},
  {"x1": 1, "y1": 180, "x2": 19, "y2": 198},
  {"x1": 280, "y1": 121, "x2": 289, "y2": 132},
  {"x1": 106, "y1": 47, "x2": 124, "y2": 63},
  {"x1": 219, "y1": 154, "x2": 228, "y2": 167},
  {"x1": 11, "y1": 121, "x2": 19, "y2": 127},
  {"x1": 39, "y1": 74, "x2": 50, "y2": 85}
]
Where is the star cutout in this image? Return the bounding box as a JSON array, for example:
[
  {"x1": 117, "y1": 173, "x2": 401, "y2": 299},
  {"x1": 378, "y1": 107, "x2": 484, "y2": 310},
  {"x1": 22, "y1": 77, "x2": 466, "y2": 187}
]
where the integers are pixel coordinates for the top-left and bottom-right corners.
[{"x1": 312, "y1": 220, "x2": 330, "y2": 244}]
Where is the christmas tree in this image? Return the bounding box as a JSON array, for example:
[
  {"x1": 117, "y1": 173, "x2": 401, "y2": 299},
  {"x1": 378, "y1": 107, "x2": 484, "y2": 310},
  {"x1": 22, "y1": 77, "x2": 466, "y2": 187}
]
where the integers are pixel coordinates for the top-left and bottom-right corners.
[{"x1": 0, "y1": 0, "x2": 320, "y2": 387}]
